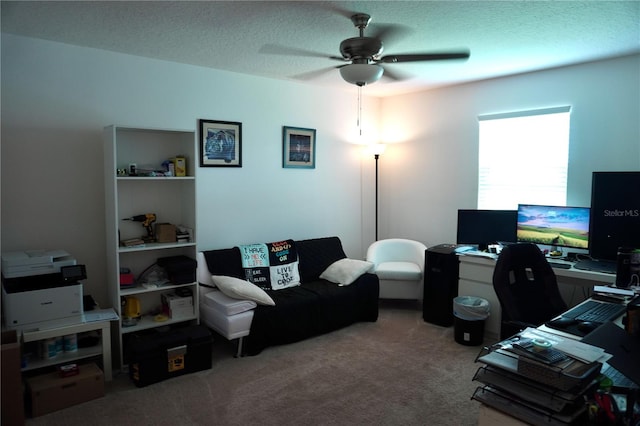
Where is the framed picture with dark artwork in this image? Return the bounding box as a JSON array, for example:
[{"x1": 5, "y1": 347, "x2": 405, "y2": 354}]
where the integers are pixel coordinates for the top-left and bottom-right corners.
[
  {"x1": 283, "y1": 126, "x2": 316, "y2": 169},
  {"x1": 199, "y1": 119, "x2": 242, "y2": 167}
]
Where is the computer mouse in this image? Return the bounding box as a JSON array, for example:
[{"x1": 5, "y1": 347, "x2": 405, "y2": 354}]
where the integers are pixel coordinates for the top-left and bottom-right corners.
[
  {"x1": 546, "y1": 317, "x2": 577, "y2": 329},
  {"x1": 577, "y1": 321, "x2": 598, "y2": 333}
]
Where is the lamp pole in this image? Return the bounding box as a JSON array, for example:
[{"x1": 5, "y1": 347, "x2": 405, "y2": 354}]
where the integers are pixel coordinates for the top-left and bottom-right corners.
[
  {"x1": 375, "y1": 153, "x2": 379, "y2": 241},
  {"x1": 369, "y1": 144, "x2": 385, "y2": 241}
]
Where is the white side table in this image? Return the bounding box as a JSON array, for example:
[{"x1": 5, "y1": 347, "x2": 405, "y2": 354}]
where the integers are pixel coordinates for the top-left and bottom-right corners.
[{"x1": 20, "y1": 309, "x2": 117, "y2": 381}]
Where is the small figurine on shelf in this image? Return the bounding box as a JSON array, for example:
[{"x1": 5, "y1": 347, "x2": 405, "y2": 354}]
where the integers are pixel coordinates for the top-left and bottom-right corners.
[{"x1": 161, "y1": 160, "x2": 175, "y2": 176}]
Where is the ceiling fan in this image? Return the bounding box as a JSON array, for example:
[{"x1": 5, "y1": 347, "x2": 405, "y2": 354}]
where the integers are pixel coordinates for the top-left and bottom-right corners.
[{"x1": 330, "y1": 13, "x2": 470, "y2": 86}]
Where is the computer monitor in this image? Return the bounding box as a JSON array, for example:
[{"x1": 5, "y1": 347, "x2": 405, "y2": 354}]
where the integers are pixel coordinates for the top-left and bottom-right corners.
[
  {"x1": 456, "y1": 209, "x2": 517, "y2": 250},
  {"x1": 589, "y1": 171, "x2": 640, "y2": 262},
  {"x1": 516, "y1": 204, "x2": 590, "y2": 250}
]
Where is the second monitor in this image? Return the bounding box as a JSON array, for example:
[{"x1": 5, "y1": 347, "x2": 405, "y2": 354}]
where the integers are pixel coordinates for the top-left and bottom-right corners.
[{"x1": 456, "y1": 209, "x2": 517, "y2": 251}]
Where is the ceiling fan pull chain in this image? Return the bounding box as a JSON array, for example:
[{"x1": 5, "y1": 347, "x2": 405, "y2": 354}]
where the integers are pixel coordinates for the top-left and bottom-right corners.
[{"x1": 358, "y1": 86, "x2": 362, "y2": 136}]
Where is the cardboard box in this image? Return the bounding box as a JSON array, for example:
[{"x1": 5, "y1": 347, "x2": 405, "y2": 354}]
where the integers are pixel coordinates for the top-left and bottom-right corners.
[
  {"x1": 2, "y1": 331, "x2": 25, "y2": 425},
  {"x1": 27, "y1": 363, "x2": 104, "y2": 417},
  {"x1": 162, "y1": 293, "x2": 194, "y2": 319},
  {"x1": 155, "y1": 223, "x2": 177, "y2": 243}
]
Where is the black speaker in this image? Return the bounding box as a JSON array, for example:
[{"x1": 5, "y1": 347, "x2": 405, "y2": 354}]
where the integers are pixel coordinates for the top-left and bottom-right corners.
[{"x1": 423, "y1": 244, "x2": 459, "y2": 326}]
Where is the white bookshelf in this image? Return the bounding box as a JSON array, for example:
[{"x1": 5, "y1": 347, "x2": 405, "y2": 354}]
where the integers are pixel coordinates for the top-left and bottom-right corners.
[{"x1": 103, "y1": 125, "x2": 198, "y2": 369}]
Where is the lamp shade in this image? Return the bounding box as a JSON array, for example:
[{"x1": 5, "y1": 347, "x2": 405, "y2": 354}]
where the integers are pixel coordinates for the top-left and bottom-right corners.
[{"x1": 340, "y1": 64, "x2": 383, "y2": 86}]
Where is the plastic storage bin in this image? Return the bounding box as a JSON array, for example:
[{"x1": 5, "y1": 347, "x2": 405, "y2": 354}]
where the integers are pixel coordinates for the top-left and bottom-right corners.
[
  {"x1": 127, "y1": 325, "x2": 212, "y2": 387},
  {"x1": 453, "y1": 296, "x2": 490, "y2": 346}
]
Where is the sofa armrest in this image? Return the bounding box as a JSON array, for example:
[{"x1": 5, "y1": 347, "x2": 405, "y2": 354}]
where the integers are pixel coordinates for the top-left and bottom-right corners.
[
  {"x1": 200, "y1": 287, "x2": 257, "y2": 315},
  {"x1": 197, "y1": 252, "x2": 215, "y2": 286}
]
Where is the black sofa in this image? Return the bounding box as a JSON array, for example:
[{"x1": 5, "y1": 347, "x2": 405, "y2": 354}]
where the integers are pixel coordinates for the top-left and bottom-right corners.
[{"x1": 200, "y1": 236, "x2": 379, "y2": 355}]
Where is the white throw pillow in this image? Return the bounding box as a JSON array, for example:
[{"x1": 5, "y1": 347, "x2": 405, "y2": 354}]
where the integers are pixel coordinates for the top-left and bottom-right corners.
[
  {"x1": 320, "y1": 258, "x2": 374, "y2": 286},
  {"x1": 211, "y1": 275, "x2": 275, "y2": 306}
]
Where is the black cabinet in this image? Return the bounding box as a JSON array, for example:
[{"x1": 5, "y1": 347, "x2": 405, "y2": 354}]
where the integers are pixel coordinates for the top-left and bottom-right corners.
[{"x1": 423, "y1": 244, "x2": 459, "y2": 326}]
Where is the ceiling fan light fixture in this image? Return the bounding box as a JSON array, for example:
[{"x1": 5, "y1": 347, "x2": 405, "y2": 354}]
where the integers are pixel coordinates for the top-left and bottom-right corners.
[{"x1": 340, "y1": 64, "x2": 383, "y2": 86}]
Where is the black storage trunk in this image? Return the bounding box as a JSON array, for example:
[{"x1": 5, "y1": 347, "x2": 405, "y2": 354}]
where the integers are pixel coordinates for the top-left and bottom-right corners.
[
  {"x1": 128, "y1": 325, "x2": 212, "y2": 387},
  {"x1": 157, "y1": 255, "x2": 197, "y2": 285}
]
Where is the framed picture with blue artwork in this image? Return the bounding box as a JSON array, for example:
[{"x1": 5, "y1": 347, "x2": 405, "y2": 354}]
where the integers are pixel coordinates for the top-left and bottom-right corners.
[
  {"x1": 199, "y1": 119, "x2": 242, "y2": 167},
  {"x1": 283, "y1": 126, "x2": 316, "y2": 169}
]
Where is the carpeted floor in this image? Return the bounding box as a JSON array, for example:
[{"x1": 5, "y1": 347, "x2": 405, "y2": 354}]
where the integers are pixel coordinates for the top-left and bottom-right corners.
[{"x1": 26, "y1": 300, "x2": 485, "y2": 425}]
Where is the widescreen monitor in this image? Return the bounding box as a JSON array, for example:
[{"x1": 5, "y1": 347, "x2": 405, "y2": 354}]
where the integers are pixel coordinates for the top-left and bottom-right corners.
[
  {"x1": 516, "y1": 204, "x2": 590, "y2": 250},
  {"x1": 456, "y1": 209, "x2": 517, "y2": 250},
  {"x1": 589, "y1": 171, "x2": 640, "y2": 262}
]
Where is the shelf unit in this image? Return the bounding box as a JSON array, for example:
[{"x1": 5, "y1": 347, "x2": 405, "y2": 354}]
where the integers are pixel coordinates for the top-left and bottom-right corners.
[
  {"x1": 103, "y1": 125, "x2": 198, "y2": 369},
  {"x1": 21, "y1": 318, "x2": 113, "y2": 381}
]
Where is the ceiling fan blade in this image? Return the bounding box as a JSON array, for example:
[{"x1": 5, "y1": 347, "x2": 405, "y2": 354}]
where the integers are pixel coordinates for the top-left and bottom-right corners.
[
  {"x1": 380, "y1": 65, "x2": 411, "y2": 82},
  {"x1": 291, "y1": 66, "x2": 342, "y2": 81},
  {"x1": 379, "y1": 52, "x2": 470, "y2": 63},
  {"x1": 324, "y1": 5, "x2": 357, "y2": 19},
  {"x1": 367, "y1": 23, "x2": 412, "y2": 47},
  {"x1": 260, "y1": 43, "x2": 337, "y2": 60}
]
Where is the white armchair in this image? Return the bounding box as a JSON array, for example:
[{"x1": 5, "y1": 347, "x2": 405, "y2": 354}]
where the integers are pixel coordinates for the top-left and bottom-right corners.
[{"x1": 366, "y1": 238, "x2": 428, "y2": 300}]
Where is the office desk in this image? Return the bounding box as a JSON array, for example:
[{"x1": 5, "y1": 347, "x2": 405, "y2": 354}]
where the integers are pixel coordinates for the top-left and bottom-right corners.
[
  {"x1": 476, "y1": 297, "x2": 635, "y2": 425},
  {"x1": 458, "y1": 255, "x2": 616, "y2": 340}
]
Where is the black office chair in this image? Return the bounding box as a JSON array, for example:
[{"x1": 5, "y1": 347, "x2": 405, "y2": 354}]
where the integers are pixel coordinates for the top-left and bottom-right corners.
[{"x1": 493, "y1": 243, "x2": 567, "y2": 340}]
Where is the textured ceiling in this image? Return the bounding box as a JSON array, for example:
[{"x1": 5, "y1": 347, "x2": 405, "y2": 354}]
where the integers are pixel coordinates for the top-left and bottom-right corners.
[{"x1": 2, "y1": 1, "x2": 639, "y2": 97}]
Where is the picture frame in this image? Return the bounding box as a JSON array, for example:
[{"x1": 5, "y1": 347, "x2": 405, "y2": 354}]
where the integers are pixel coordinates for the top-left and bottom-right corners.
[
  {"x1": 199, "y1": 119, "x2": 242, "y2": 167},
  {"x1": 283, "y1": 126, "x2": 316, "y2": 169}
]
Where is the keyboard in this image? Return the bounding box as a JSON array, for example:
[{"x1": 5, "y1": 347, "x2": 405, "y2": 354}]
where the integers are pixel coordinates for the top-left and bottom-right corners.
[
  {"x1": 548, "y1": 261, "x2": 571, "y2": 269},
  {"x1": 573, "y1": 258, "x2": 617, "y2": 274},
  {"x1": 563, "y1": 300, "x2": 626, "y2": 323}
]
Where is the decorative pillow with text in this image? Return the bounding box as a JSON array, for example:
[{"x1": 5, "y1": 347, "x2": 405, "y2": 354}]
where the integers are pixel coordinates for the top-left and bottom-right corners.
[{"x1": 238, "y1": 239, "x2": 301, "y2": 290}]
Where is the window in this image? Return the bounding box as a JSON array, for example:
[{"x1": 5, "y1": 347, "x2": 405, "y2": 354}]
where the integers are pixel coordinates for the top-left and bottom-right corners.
[{"x1": 477, "y1": 106, "x2": 571, "y2": 209}]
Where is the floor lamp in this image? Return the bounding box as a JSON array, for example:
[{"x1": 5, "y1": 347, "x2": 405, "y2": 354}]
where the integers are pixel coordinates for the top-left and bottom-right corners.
[{"x1": 371, "y1": 144, "x2": 386, "y2": 241}]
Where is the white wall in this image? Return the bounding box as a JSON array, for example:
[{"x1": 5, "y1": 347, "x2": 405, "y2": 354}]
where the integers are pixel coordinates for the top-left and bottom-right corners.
[
  {"x1": 2, "y1": 33, "x2": 638, "y2": 309},
  {"x1": 1, "y1": 34, "x2": 381, "y2": 307},
  {"x1": 379, "y1": 54, "x2": 640, "y2": 248}
]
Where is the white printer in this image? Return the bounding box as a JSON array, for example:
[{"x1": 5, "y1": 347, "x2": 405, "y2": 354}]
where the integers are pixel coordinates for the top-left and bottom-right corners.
[
  {"x1": 1, "y1": 250, "x2": 84, "y2": 330},
  {"x1": 1, "y1": 249, "x2": 76, "y2": 278}
]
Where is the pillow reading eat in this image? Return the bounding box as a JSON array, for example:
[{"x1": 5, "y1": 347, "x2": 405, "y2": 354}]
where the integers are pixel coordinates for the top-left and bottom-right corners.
[
  {"x1": 211, "y1": 275, "x2": 275, "y2": 306},
  {"x1": 320, "y1": 258, "x2": 374, "y2": 286}
]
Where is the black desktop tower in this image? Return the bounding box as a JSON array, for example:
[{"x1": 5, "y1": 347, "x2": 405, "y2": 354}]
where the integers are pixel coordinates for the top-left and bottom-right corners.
[{"x1": 423, "y1": 244, "x2": 459, "y2": 326}]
